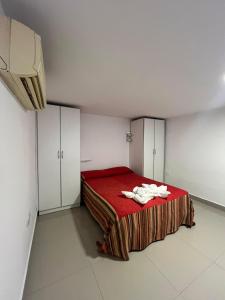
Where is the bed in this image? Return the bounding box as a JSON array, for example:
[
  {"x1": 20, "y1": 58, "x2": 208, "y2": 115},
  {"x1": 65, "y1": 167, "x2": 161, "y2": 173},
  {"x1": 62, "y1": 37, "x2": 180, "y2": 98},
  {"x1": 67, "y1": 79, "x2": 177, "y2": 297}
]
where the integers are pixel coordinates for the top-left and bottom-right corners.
[{"x1": 81, "y1": 166, "x2": 195, "y2": 260}]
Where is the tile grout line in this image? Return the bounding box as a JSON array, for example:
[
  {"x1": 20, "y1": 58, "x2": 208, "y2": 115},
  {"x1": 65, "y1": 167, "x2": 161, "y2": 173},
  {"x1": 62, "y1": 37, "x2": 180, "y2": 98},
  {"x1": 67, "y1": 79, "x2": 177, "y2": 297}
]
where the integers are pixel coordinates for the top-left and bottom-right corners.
[
  {"x1": 24, "y1": 265, "x2": 91, "y2": 298},
  {"x1": 176, "y1": 261, "x2": 215, "y2": 298},
  {"x1": 144, "y1": 252, "x2": 179, "y2": 296},
  {"x1": 214, "y1": 247, "x2": 225, "y2": 263},
  {"x1": 27, "y1": 210, "x2": 104, "y2": 298},
  {"x1": 214, "y1": 257, "x2": 225, "y2": 273},
  {"x1": 175, "y1": 226, "x2": 225, "y2": 263},
  {"x1": 77, "y1": 222, "x2": 105, "y2": 300},
  {"x1": 143, "y1": 236, "x2": 215, "y2": 298},
  {"x1": 146, "y1": 249, "x2": 215, "y2": 299},
  {"x1": 175, "y1": 203, "x2": 225, "y2": 262},
  {"x1": 86, "y1": 204, "x2": 225, "y2": 299},
  {"x1": 89, "y1": 263, "x2": 105, "y2": 300},
  {"x1": 27, "y1": 205, "x2": 225, "y2": 299},
  {"x1": 175, "y1": 234, "x2": 215, "y2": 262},
  {"x1": 175, "y1": 209, "x2": 225, "y2": 296}
]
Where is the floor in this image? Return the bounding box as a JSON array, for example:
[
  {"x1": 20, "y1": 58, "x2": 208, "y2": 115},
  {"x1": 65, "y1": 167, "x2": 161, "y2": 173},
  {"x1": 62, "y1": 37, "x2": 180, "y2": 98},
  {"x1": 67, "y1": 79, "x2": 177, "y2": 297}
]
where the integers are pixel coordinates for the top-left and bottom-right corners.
[{"x1": 23, "y1": 199, "x2": 225, "y2": 300}]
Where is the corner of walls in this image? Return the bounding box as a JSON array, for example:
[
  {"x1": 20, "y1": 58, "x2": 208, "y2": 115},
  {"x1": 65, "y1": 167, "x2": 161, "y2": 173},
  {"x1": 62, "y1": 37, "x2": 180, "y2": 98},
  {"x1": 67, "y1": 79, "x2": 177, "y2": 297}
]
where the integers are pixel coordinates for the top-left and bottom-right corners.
[{"x1": 165, "y1": 108, "x2": 225, "y2": 207}]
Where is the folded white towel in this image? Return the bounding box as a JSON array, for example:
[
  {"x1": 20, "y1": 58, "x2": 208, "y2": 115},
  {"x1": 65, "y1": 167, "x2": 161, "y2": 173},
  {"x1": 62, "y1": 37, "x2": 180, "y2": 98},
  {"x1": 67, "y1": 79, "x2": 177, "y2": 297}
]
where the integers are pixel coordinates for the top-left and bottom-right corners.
[
  {"x1": 122, "y1": 183, "x2": 170, "y2": 205},
  {"x1": 121, "y1": 191, "x2": 134, "y2": 199},
  {"x1": 141, "y1": 184, "x2": 170, "y2": 198}
]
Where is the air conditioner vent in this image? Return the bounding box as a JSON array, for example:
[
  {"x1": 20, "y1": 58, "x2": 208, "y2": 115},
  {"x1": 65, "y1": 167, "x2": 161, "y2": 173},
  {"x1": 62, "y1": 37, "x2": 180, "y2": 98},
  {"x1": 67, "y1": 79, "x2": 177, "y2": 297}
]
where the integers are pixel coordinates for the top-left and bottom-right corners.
[{"x1": 0, "y1": 16, "x2": 46, "y2": 111}]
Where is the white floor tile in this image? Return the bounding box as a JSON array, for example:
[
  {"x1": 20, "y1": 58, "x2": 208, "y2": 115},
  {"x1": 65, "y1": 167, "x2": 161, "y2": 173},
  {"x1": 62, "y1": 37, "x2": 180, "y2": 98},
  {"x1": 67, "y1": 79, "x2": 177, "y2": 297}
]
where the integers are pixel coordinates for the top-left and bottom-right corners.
[
  {"x1": 33, "y1": 214, "x2": 76, "y2": 246},
  {"x1": 191, "y1": 200, "x2": 208, "y2": 214},
  {"x1": 174, "y1": 295, "x2": 185, "y2": 300},
  {"x1": 216, "y1": 250, "x2": 225, "y2": 271},
  {"x1": 176, "y1": 207, "x2": 225, "y2": 259},
  {"x1": 144, "y1": 235, "x2": 212, "y2": 292},
  {"x1": 23, "y1": 267, "x2": 102, "y2": 300},
  {"x1": 92, "y1": 252, "x2": 178, "y2": 300},
  {"x1": 25, "y1": 223, "x2": 90, "y2": 294},
  {"x1": 23, "y1": 205, "x2": 225, "y2": 300},
  {"x1": 181, "y1": 264, "x2": 225, "y2": 300}
]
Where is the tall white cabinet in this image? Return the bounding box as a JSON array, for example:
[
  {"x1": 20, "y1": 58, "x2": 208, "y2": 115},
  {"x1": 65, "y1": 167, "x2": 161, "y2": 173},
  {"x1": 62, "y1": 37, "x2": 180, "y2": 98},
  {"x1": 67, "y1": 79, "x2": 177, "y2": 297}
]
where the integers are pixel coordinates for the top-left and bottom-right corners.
[
  {"x1": 38, "y1": 104, "x2": 80, "y2": 214},
  {"x1": 130, "y1": 118, "x2": 165, "y2": 182}
]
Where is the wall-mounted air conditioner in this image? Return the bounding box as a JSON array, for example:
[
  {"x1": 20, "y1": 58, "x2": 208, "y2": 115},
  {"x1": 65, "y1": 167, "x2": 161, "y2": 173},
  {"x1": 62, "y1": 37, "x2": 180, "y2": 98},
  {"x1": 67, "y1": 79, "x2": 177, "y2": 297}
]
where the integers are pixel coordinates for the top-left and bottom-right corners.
[{"x1": 0, "y1": 16, "x2": 46, "y2": 110}]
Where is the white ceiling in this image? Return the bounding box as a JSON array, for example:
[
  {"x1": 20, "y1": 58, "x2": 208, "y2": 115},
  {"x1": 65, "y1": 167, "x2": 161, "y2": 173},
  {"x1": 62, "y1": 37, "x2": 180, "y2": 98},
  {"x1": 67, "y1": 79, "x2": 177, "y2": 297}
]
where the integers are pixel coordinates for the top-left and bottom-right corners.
[{"x1": 2, "y1": 0, "x2": 225, "y2": 118}]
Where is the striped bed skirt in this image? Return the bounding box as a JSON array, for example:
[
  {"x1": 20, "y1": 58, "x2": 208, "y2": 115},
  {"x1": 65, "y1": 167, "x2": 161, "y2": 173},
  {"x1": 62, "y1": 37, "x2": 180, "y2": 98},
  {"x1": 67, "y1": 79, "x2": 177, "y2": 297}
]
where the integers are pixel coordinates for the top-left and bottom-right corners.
[{"x1": 82, "y1": 181, "x2": 195, "y2": 260}]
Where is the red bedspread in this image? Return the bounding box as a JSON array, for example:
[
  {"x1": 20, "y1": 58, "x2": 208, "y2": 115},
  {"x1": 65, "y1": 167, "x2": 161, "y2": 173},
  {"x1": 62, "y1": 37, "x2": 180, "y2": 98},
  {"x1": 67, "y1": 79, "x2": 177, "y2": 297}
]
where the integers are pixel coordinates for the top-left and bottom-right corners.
[{"x1": 82, "y1": 167, "x2": 188, "y2": 218}]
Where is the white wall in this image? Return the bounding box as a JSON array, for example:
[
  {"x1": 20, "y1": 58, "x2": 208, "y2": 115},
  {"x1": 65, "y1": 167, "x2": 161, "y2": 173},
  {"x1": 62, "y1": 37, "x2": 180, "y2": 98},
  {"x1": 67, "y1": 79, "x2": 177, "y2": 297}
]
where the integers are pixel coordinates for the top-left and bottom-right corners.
[
  {"x1": 165, "y1": 107, "x2": 225, "y2": 207},
  {"x1": 81, "y1": 113, "x2": 130, "y2": 171},
  {"x1": 0, "y1": 79, "x2": 38, "y2": 300}
]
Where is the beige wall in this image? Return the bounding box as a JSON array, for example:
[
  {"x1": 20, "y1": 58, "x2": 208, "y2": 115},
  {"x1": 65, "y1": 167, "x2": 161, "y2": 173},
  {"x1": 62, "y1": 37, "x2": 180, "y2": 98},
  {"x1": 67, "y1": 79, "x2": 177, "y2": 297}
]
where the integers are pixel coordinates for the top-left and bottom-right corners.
[
  {"x1": 80, "y1": 113, "x2": 130, "y2": 171},
  {"x1": 165, "y1": 107, "x2": 225, "y2": 207}
]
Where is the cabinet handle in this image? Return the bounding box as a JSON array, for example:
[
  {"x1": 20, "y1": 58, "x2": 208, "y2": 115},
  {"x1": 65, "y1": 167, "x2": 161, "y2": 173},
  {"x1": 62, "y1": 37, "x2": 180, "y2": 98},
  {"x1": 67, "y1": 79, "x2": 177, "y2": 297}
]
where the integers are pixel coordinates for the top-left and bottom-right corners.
[
  {"x1": 57, "y1": 150, "x2": 60, "y2": 159},
  {"x1": 61, "y1": 150, "x2": 64, "y2": 159}
]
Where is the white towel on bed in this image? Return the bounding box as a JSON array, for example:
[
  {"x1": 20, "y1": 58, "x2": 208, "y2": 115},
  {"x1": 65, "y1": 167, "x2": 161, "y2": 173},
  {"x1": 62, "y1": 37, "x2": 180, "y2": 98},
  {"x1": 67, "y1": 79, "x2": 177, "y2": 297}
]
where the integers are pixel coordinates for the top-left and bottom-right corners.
[{"x1": 122, "y1": 184, "x2": 171, "y2": 205}]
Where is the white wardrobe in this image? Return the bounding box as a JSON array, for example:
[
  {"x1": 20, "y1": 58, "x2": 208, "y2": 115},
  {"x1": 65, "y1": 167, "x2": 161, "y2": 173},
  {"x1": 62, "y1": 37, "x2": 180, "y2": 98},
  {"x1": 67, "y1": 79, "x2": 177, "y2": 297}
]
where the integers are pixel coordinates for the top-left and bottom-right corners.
[
  {"x1": 130, "y1": 118, "x2": 165, "y2": 182},
  {"x1": 38, "y1": 104, "x2": 80, "y2": 214}
]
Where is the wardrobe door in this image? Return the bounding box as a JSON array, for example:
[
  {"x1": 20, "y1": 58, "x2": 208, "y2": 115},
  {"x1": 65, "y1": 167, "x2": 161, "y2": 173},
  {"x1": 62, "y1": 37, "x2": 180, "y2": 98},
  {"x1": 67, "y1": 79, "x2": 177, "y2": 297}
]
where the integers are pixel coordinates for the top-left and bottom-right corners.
[
  {"x1": 38, "y1": 105, "x2": 61, "y2": 211},
  {"x1": 61, "y1": 107, "x2": 80, "y2": 207},
  {"x1": 154, "y1": 119, "x2": 165, "y2": 182},
  {"x1": 143, "y1": 118, "x2": 155, "y2": 179},
  {"x1": 130, "y1": 119, "x2": 144, "y2": 176}
]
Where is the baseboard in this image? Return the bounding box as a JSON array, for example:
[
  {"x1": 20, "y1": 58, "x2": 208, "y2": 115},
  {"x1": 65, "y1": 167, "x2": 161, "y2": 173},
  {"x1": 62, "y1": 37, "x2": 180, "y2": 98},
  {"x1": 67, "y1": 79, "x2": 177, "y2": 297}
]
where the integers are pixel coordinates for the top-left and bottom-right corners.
[
  {"x1": 19, "y1": 212, "x2": 37, "y2": 300},
  {"x1": 190, "y1": 193, "x2": 225, "y2": 212},
  {"x1": 39, "y1": 203, "x2": 80, "y2": 215}
]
